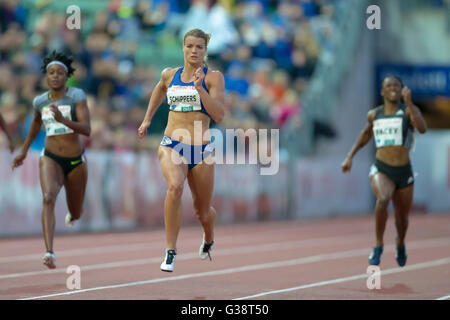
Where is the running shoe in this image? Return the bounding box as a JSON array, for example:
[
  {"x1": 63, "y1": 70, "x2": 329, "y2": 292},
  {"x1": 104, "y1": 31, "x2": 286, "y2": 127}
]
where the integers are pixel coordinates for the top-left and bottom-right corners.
[
  {"x1": 368, "y1": 246, "x2": 383, "y2": 266},
  {"x1": 65, "y1": 212, "x2": 75, "y2": 228},
  {"x1": 160, "y1": 249, "x2": 177, "y2": 272},
  {"x1": 396, "y1": 244, "x2": 407, "y2": 267},
  {"x1": 43, "y1": 251, "x2": 56, "y2": 269},
  {"x1": 199, "y1": 234, "x2": 214, "y2": 261}
]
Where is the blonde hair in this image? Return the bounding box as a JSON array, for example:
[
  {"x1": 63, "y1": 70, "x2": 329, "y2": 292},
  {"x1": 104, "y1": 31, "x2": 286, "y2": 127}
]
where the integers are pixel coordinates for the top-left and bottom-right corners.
[
  {"x1": 183, "y1": 28, "x2": 211, "y2": 46},
  {"x1": 183, "y1": 29, "x2": 211, "y2": 66}
]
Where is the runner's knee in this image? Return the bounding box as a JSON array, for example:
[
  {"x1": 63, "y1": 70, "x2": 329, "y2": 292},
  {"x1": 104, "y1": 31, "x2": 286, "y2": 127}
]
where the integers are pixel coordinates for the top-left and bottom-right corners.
[
  {"x1": 194, "y1": 206, "x2": 212, "y2": 224},
  {"x1": 42, "y1": 193, "x2": 57, "y2": 206},
  {"x1": 167, "y1": 182, "x2": 184, "y2": 199},
  {"x1": 376, "y1": 195, "x2": 391, "y2": 207},
  {"x1": 395, "y1": 214, "x2": 409, "y2": 226}
]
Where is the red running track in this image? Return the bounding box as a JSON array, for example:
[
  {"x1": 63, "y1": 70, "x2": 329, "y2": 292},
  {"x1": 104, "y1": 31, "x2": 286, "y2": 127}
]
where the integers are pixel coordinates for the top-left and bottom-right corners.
[{"x1": 0, "y1": 214, "x2": 449, "y2": 300}]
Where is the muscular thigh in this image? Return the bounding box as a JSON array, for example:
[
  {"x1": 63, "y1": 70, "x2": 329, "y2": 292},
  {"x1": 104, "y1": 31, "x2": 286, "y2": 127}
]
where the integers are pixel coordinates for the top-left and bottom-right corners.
[
  {"x1": 392, "y1": 184, "x2": 414, "y2": 216},
  {"x1": 39, "y1": 156, "x2": 64, "y2": 196},
  {"x1": 158, "y1": 146, "x2": 188, "y2": 186},
  {"x1": 64, "y1": 162, "x2": 88, "y2": 211},
  {"x1": 187, "y1": 161, "x2": 214, "y2": 210},
  {"x1": 370, "y1": 172, "x2": 396, "y2": 201}
]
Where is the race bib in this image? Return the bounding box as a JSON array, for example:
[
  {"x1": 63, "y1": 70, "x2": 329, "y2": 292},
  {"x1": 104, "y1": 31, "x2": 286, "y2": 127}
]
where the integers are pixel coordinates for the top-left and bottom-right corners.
[
  {"x1": 42, "y1": 105, "x2": 74, "y2": 136},
  {"x1": 167, "y1": 86, "x2": 202, "y2": 112},
  {"x1": 373, "y1": 117, "x2": 403, "y2": 147}
]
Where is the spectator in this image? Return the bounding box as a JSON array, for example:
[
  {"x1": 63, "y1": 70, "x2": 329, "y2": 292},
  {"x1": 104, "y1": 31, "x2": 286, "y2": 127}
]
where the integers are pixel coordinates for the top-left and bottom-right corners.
[{"x1": 0, "y1": 0, "x2": 338, "y2": 153}]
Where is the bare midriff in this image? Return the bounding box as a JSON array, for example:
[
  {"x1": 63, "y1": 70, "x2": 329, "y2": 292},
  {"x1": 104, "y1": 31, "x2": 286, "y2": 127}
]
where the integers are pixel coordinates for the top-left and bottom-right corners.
[
  {"x1": 375, "y1": 146, "x2": 410, "y2": 166},
  {"x1": 45, "y1": 134, "x2": 83, "y2": 157},
  {"x1": 164, "y1": 111, "x2": 211, "y2": 145}
]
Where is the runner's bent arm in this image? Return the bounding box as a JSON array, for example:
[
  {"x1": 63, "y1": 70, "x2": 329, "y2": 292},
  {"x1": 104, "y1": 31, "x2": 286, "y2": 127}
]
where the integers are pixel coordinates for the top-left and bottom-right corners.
[
  {"x1": 12, "y1": 109, "x2": 42, "y2": 169},
  {"x1": 402, "y1": 87, "x2": 427, "y2": 134},
  {"x1": 138, "y1": 68, "x2": 172, "y2": 137},
  {"x1": 347, "y1": 110, "x2": 375, "y2": 159},
  {"x1": 20, "y1": 109, "x2": 42, "y2": 155},
  {"x1": 342, "y1": 109, "x2": 375, "y2": 173},
  {"x1": 0, "y1": 113, "x2": 14, "y2": 152},
  {"x1": 196, "y1": 70, "x2": 225, "y2": 123},
  {"x1": 50, "y1": 100, "x2": 91, "y2": 136},
  {"x1": 0, "y1": 113, "x2": 12, "y2": 141}
]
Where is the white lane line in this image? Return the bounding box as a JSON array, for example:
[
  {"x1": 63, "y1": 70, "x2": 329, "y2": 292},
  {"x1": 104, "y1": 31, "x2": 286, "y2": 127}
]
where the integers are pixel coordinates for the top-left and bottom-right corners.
[
  {"x1": 0, "y1": 232, "x2": 369, "y2": 264},
  {"x1": 18, "y1": 249, "x2": 377, "y2": 300},
  {"x1": 435, "y1": 294, "x2": 450, "y2": 300},
  {"x1": 0, "y1": 243, "x2": 157, "y2": 264},
  {"x1": 0, "y1": 235, "x2": 367, "y2": 280},
  {"x1": 2, "y1": 236, "x2": 449, "y2": 281},
  {"x1": 17, "y1": 239, "x2": 450, "y2": 300},
  {"x1": 234, "y1": 257, "x2": 450, "y2": 300},
  {"x1": 0, "y1": 233, "x2": 283, "y2": 263}
]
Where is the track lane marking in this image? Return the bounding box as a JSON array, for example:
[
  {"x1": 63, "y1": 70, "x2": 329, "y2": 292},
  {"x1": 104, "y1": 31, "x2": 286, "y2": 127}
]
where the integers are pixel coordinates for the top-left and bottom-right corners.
[
  {"x1": 234, "y1": 257, "x2": 450, "y2": 300},
  {"x1": 0, "y1": 232, "x2": 370, "y2": 264},
  {"x1": 0, "y1": 235, "x2": 371, "y2": 279},
  {"x1": 17, "y1": 238, "x2": 450, "y2": 300}
]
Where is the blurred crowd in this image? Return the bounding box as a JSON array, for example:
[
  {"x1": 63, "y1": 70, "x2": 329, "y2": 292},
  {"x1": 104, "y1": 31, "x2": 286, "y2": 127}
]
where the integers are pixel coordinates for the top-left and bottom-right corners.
[{"x1": 0, "y1": 0, "x2": 338, "y2": 153}]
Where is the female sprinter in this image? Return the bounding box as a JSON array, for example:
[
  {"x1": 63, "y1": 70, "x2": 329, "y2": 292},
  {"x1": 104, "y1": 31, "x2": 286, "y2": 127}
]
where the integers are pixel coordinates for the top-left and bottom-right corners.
[
  {"x1": 138, "y1": 29, "x2": 224, "y2": 272},
  {"x1": 0, "y1": 112, "x2": 14, "y2": 153},
  {"x1": 12, "y1": 51, "x2": 91, "y2": 269},
  {"x1": 342, "y1": 76, "x2": 426, "y2": 267}
]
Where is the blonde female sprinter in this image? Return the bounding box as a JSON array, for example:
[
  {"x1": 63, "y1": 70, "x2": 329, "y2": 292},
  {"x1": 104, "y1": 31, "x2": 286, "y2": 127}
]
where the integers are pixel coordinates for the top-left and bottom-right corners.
[{"x1": 138, "y1": 29, "x2": 225, "y2": 272}]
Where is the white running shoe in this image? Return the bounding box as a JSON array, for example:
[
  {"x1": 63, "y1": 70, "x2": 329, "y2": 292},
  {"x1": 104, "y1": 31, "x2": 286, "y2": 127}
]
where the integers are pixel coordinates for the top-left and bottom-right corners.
[
  {"x1": 43, "y1": 252, "x2": 56, "y2": 269},
  {"x1": 65, "y1": 213, "x2": 74, "y2": 228},
  {"x1": 199, "y1": 234, "x2": 214, "y2": 261},
  {"x1": 160, "y1": 249, "x2": 177, "y2": 272}
]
